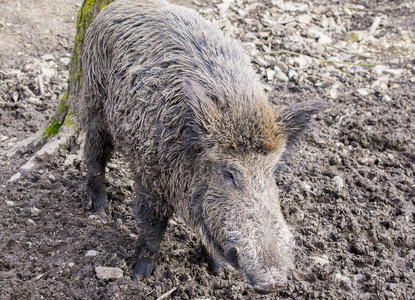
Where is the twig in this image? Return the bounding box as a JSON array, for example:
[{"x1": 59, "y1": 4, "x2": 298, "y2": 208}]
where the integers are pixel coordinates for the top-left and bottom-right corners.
[
  {"x1": 156, "y1": 287, "x2": 177, "y2": 300},
  {"x1": 320, "y1": 60, "x2": 376, "y2": 67},
  {"x1": 327, "y1": 44, "x2": 372, "y2": 59},
  {"x1": 266, "y1": 50, "x2": 303, "y2": 57}
]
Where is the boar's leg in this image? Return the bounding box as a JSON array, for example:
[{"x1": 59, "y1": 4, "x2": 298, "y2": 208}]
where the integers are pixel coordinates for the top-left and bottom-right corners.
[
  {"x1": 132, "y1": 193, "x2": 171, "y2": 280},
  {"x1": 200, "y1": 243, "x2": 224, "y2": 277},
  {"x1": 84, "y1": 127, "x2": 113, "y2": 215}
]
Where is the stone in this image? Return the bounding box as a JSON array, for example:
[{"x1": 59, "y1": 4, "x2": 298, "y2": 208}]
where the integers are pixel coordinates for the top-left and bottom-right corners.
[
  {"x1": 7, "y1": 172, "x2": 22, "y2": 183},
  {"x1": 308, "y1": 28, "x2": 332, "y2": 44},
  {"x1": 5, "y1": 200, "x2": 16, "y2": 206},
  {"x1": 86, "y1": 250, "x2": 98, "y2": 257},
  {"x1": 357, "y1": 88, "x2": 371, "y2": 97},
  {"x1": 27, "y1": 97, "x2": 43, "y2": 106},
  {"x1": 60, "y1": 57, "x2": 70, "y2": 66},
  {"x1": 41, "y1": 67, "x2": 56, "y2": 81},
  {"x1": 333, "y1": 175, "x2": 344, "y2": 190},
  {"x1": 382, "y1": 69, "x2": 405, "y2": 77},
  {"x1": 293, "y1": 56, "x2": 310, "y2": 69},
  {"x1": 41, "y1": 54, "x2": 55, "y2": 61},
  {"x1": 95, "y1": 266, "x2": 123, "y2": 279},
  {"x1": 287, "y1": 69, "x2": 298, "y2": 81},
  {"x1": 295, "y1": 210, "x2": 304, "y2": 221},
  {"x1": 345, "y1": 30, "x2": 367, "y2": 42},
  {"x1": 64, "y1": 154, "x2": 78, "y2": 167},
  {"x1": 30, "y1": 207, "x2": 41, "y2": 216},
  {"x1": 266, "y1": 69, "x2": 276, "y2": 81},
  {"x1": 311, "y1": 255, "x2": 329, "y2": 265},
  {"x1": 275, "y1": 62, "x2": 288, "y2": 74},
  {"x1": 27, "y1": 219, "x2": 36, "y2": 226},
  {"x1": 296, "y1": 14, "x2": 313, "y2": 24},
  {"x1": 275, "y1": 71, "x2": 289, "y2": 82}
]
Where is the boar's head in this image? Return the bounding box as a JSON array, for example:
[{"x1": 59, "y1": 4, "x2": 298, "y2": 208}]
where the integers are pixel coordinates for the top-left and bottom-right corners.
[{"x1": 183, "y1": 79, "x2": 323, "y2": 293}]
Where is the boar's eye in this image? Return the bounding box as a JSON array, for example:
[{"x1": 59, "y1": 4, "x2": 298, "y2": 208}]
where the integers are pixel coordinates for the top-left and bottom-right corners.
[
  {"x1": 223, "y1": 170, "x2": 236, "y2": 186},
  {"x1": 223, "y1": 170, "x2": 234, "y2": 180}
]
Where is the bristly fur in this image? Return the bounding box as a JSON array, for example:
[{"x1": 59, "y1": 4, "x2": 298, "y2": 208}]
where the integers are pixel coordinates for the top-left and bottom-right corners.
[{"x1": 79, "y1": 0, "x2": 322, "y2": 293}]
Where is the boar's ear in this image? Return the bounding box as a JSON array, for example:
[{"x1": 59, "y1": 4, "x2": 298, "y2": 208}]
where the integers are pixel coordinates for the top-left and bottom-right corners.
[
  {"x1": 183, "y1": 78, "x2": 219, "y2": 132},
  {"x1": 276, "y1": 100, "x2": 324, "y2": 149}
]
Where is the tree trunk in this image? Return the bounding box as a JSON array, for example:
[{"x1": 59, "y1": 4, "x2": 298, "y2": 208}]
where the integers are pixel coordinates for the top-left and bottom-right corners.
[
  {"x1": 8, "y1": 0, "x2": 115, "y2": 157},
  {"x1": 46, "y1": 0, "x2": 116, "y2": 138}
]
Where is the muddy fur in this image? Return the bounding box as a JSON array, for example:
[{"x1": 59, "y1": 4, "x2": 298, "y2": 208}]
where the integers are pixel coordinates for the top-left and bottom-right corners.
[{"x1": 79, "y1": 0, "x2": 322, "y2": 293}]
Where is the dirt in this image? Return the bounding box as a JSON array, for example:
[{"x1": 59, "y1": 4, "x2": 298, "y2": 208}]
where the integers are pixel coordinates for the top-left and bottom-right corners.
[{"x1": 0, "y1": 0, "x2": 414, "y2": 299}]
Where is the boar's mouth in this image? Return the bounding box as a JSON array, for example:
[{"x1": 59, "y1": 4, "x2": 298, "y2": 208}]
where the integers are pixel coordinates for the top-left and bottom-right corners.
[
  {"x1": 223, "y1": 246, "x2": 289, "y2": 294},
  {"x1": 243, "y1": 266, "x2": 289, "y2": 294}
]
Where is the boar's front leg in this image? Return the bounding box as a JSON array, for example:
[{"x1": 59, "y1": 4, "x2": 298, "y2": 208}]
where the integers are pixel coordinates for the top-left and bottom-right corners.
[
  {"x1": 84, "y1": 127, "x2": 113, "y2": 216},
  {"x1": 132, "y1": 189, "x2": 171, "y2": 280}
]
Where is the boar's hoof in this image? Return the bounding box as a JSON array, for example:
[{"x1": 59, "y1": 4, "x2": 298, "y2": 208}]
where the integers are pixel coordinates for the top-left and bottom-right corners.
[
  {"x1": 86, "y1": 190, "x2": 108, "y2": 214},
  {"x1": 132, "y1": 257, "x2": 155, "y2": 282},
  {"x1": 96, "y1": 210, "x2": 110, "y2": 220},
  {"x1": 206, "y1": 256, "x2": 224, "y2": 278},
  {"x1": 200, "y1": 244, "x2": 224, "y2": 277}
]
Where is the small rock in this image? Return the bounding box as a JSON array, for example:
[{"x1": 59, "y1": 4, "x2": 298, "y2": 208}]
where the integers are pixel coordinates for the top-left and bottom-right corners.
[
  {"x1": 302, "y1": 182, "x2": 312, "y2": 192},
  {"x1": 27, "y1": 97, "x2": 43, "y2": 106},
  {"x1": 275, "y1": 71, "x2": 289, "y2": 82},
  {"x1": 64, "y1": 154, "x2": 78, "y2": 167},
  {"x1": 382, "y1": 68, "x2": 404, "y2": 77},
  {"x1": 333, "y1": 175, "x2": 344, "y2": 190},
  {"x1": 7, "y1": 172, "x2": 22, "y2": 183},
  {"x1": 60, "y1": 57, "x2": 70, "y2": 66},
  {"x1": 86, "y1": 250, "x2": 99, "y2": 257},
  {"x1": 308, "y1": 28, "x2": 332, "y2": 44},
  {"x1": 23, "y1": 64, "x2": 34, "y2": 72},
  {"x1": 345, "y1": 30, "x2": 367, "y2": 42},
  {"x1": 266, "y1": 69, "x2": 276, "y2": 81},
  {"x1": 27, "y1": 219, "x2": 36, "y2": 226},
  {"x1": 335, "y1": 273, "x2": 352, "y2": 288},
  {"x1": 372, "y1": 81, "x2": 388, "y2": 91},
  {"x1": 0, "y1": 134, "x2": 9, "y2": 142},
  {"x1": 295, "y1": 210, "x2": 304, "y2": 221},
  {"x1": 41, "y1": 67, "x2": 56, "y2": 81},
  {"x1": 95, "y1": 266, "x2": 123, "y2": 279},
  {"x1": 68, "y1": 262, "x2": 75, "y2": 267},
  {"x1": 311, "y1": 255, "x2": 329, "y2": 265},
  {"x1": 296, "y1": 14, "x2": 313, "y2": 24},
  {"x1": 283, "y1": 2, "x2": 308, "y2": 12},
  {"x1": 12, "y1": 91, "x2": 19, "y2": 102},
  {"x1": 287, "y1": 69, "x2": 298, "y2": 81},
  {"x1": 293, "y1": 56, "x2": 309, "y2": 69},
  {"x1": 383, "y1": 94, "x2": 392, "y2": 102},
  {"x1": 31, "y1": 206, "x2": 41, "y2": 216},
  {"x1": 329, "y1": 83, "x2": 340, "y2": 99},
  {"x1": 41, "y1": 54, "x2": 55, "y2": 61},
  {"x1": 409, "y1": 77, "x2": 415, "y2": 83},
  {"x1": 357, "y1": 88, "x2": 371, "y2": 97},
  {"x1": 5, "y1": 200, "x2": 16, "y2": 206},
  {"x1": 243, "y1": 42, "x2": 258, "y2": 57},
  {"x1": 275, "y1": 62, "x2": 288, "y2": 74},
  {"x1": 344, "y1": 7, "x2": 352, "y2": 16},
  {"x1": 318, "y1": 34, "x2": 332, "y2": 45}
]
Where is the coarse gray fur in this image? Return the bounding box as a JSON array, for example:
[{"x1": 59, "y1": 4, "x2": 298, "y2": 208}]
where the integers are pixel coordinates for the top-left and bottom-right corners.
[{"x1": 79, "y1": 0, "x2": 323, "y2": 293}]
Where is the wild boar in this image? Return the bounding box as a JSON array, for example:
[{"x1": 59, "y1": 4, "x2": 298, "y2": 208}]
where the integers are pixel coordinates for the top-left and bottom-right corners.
[{"x1": 80, "y1": 0, "x2": 323, "y2": 293}]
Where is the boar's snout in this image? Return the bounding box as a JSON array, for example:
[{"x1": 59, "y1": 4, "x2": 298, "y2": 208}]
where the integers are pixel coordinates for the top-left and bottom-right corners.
[
  {"x1": 223, "y1": 243, "x2": 291, "y2": 294},
  {"x1": 249, "y1": 268, "x2": 289, "y2": 294}
]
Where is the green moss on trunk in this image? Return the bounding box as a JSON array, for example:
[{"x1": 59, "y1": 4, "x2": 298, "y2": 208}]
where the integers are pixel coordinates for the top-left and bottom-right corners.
[{"x1": 41, "y1": 0, "x2": 114, "y2": 141}]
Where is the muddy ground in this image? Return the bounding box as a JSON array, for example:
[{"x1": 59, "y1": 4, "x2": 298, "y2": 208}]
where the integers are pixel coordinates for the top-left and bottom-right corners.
[{"x1": 0, "y1": 0, "x2": 414, "y2": 299}]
